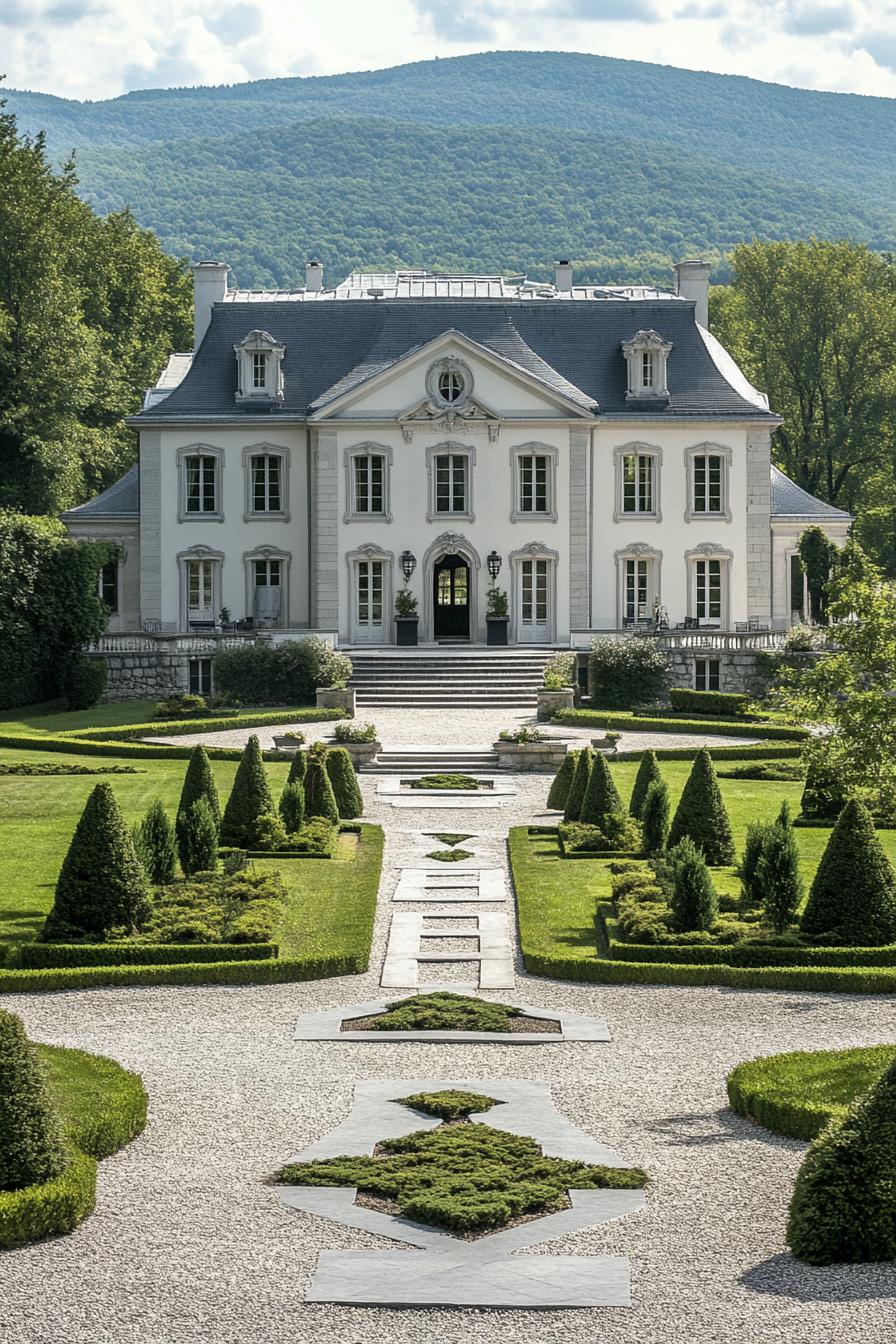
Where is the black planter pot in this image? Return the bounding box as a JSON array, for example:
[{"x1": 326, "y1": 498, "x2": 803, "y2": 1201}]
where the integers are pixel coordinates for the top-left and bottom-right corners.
[
  {"x1": 395, "y1": 615, "x2": 419, "y2": 647},
  {"x1": 486, "y1": 615, "x2": 509, "y2": 646}
]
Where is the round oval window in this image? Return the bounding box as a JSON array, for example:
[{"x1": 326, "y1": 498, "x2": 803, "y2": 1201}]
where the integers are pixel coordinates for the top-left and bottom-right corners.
[{"x1": 438, "y1": 369, "x2": 464, "y2": 404}]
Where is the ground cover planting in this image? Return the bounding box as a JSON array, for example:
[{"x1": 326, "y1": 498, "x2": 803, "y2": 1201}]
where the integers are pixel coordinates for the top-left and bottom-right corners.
[
  {"x1": 727, "y1": 1045, "x2": 896, "y2": 1140},
  {"x1": 339, "y1": 991, "x2": 559, "y2": 1034},
  {"x1": 275, "y1": 1089, "x2": 647, "y2": 1234},
  {"x1": 408, "y1": 774, "x2": 485, "y2": 791},
  {"x1": 428, "y1": 833, "x2": 474, "y2": 846},
  {"x1": 426, "y1": 848, "x2": 475, "y2": 862}
]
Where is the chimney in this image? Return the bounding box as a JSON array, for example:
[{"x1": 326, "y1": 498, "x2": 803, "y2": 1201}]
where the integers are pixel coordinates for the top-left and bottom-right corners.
[
  {"x1": 305, "y1": 259, "x2": 324, "y2": 293},
  {"x1": 554, "y1": 259, "x2": 573, "y2": 293},
  {"x1": 674, "y1": 259, "x2": 711, "y2": 328},
  {"x1": 192, "y1": 261, "x2": 229, "y2": 350}
]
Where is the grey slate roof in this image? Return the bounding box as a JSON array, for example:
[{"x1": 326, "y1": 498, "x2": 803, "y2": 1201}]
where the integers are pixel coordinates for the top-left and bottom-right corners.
[
  {"x1": 136, "y1": 298, "x2": 775, "y2": 421},
  {"x1": 62, "y1": 464, "x2": 139, "y2": 519},
  {"x1": 770, "y1": 466, "x2": 852, "y2": 520}
]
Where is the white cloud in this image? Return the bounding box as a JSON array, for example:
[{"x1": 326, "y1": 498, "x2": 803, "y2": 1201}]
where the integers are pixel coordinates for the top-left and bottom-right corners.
[{"x1": 3, "y1": 0, "x2": 896, "y2": 100}]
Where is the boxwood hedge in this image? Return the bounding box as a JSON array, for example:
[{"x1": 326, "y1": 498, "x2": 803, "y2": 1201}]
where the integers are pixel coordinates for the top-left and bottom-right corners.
[
  {"x1": 727, "y1": 1045, "x2": 896, "y2": 1142},
  {"x1": 16, "y1": 941, "x2": 277, "y2": 969},
  {"x1": 0, "y1": 1146, "x2": 96, "y2": 1249},
  {"x1": 553, "y1": 708, "x2": 807, "y2": 741},
  {"x1": 0, "y1": 951, "x2": 368, "y2": 994}
]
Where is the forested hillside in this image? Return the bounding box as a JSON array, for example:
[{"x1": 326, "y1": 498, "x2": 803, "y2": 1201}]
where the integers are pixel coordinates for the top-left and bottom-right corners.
[{"x1": 6, "y1": 50, "x2": 896, "y2": 287}]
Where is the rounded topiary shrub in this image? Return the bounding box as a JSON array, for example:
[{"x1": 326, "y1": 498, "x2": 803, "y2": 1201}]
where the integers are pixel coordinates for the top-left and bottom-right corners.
[
  {"x1": 667, "y1": 749, "x2": 736, "y2": 866},
  {"x1": 326, "y1": 746, "x2": 363, "y2": 819},
  {"x1": 629, "y1": 750, "x2": 662, "y2": 819},
  {"x1": 669, "y1": 836, "x2": 718, "y2": 932},
  {"x1": 563, "y1": 746, "x2": 593, "y2": 823},
  {"x1": 177, "y1": 745, "x2": 221, "y2": 830},
  {"x1": 304, "y1": 744, "x2": 340, "y2": 824},
  {"x1": 278, "y1": 781, "x2": 305, "y2": 834},
  {"x1": 547, "y1": 750, "x2": 578, "y2": 812},
  {"x1": 220, "y1": 735, "x2": 275, "y2": 847},
  {"x1": 588, "y1": 636, "x2": 668, "y2": 709},
  {"x1": 61, "y1": 655, "x2": 107, "y2": 711},
  {"x1": 0, "y1": 1010, "x2": 66, "y2": 1194},
  {"x1": 787, "y1": 1054, "x2": 896, "y2": 1264},
  {"x1": 641, "y1": 778, "x2": 670, "y2": 854},
  {"x1": 800, "y1": 800, "x2": 896, "y2": 945},
  {"x1": 42, "y1": 783, "x2": 151, "y2": 941},
  {"x1": 579, "y1": 752, "x2": 624, "y2": 826}
]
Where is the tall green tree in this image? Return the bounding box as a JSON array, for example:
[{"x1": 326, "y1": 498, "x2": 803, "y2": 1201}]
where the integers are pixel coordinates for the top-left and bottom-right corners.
[{"x1": 0, "y1": 1010, "x2": 66, "y2": 1193}]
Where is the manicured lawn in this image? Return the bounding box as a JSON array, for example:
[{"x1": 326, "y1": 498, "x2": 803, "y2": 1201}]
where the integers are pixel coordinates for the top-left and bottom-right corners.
[
  {"x1": 271, "y1": 826, "x2": 382, "y2": 962},
  {"x1": 727, "y1": 1045, "x2": 896, "y2": 1140},
  {"x1": 38, "y1": 1043, "x2": 149, "y2": 1157},
  {"x1": 0, "y1": 700, "x2": 162, "y2": 735}
]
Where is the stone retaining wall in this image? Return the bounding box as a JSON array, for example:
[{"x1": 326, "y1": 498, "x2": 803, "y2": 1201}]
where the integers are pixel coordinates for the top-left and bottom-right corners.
[{"x1": 87, "y1": 650, "x2": 187, "y2": 701}]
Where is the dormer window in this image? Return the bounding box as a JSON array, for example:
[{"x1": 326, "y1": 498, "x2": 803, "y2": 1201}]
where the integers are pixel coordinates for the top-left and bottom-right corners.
[
  {"x1": 234, "y1": 329, "x2": 285, "y2": 403},
  {"x1": 622, "y1": 329, "x2": 672, "y2": 402}
]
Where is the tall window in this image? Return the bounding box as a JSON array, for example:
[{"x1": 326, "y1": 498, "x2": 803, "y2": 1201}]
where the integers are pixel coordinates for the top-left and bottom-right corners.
[
  {"x1": 622, "y1": 454, "x2": 654, "y2": 514},
  {"x1": 521, "y1": 559, "x2": 548, "y2": 626},
  {"x1": 624, "y1": 558, "x2": 650, "y2": 622},
  {"x1": 189, "y1": 658, "x2": 212, "y2": 696},
  {"x1": 695, "y1": 658, "x2": 720, "y2": 691},
  {"x1": 187, "y1": 559, "x2": 214, "y2": 619},
  {"x1": 695, "y1": 558, "x2": 722, "y2": 622},
  {"x1": 692, "y1": 453, "x2": 723, "y2": 514},
  {"x1": 253, "y1": 557, "x2": 281, "y2": 624},
  {"x1": 184, "y1": 454, "x2": 217, "y2": 514},
  {"x1": 251, "y1": 454, "x2": 281, "y2": 512},
  {"x1": 98, "y1": 560, "x2": 118, "y2": 613},
  {"x1": 252, "y1": 351, "x2": 268, "y2": 389},
  {"x1": 357, "y1": 560, "x2": 384, "y2": 627},
  {"x1": 518, "y1": 454, "x2": 549, "y2": 514},
  {"x1": 435, "y1": 454, "x2": 467, "y2": 513},
  {"x1": 641, "y1": 351, "x2": 654, "y2": 390},
  {"x1": 254, "y1": 558, "x2": 281, "y2": 589},
  {"x1": 789, "y1": 553, "x2": 807, "y2": 621},
  {"x1": 354, "y1": 454, "x2": 385, "y2": 514}
]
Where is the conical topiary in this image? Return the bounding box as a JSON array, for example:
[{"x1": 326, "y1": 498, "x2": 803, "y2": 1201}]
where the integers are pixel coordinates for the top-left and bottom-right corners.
[
  {"x1": 667, "y1": 749, "x2": 735, "y2": 866},
  {"x1": 547, "y1": 750, "x2": 578, "y2": 811},
  {"x1": 757, "y1": 818, "x2": 803, "y2": 935},
  {"x1": 0, "y1": 1010, "x2": 67, "y2": 1193},
  {"x1": 641, "y1": 778, "x2": 670, "y2": 853},
  {"x1": 326, "y1": 746, "x2": 364, "y2": 818},
  {"x1": 739, "y1": 820, "x2": 776, "y2": 908},
  {"x1": 287, "y1": 750, "x2": 307, "y2": 787},
  {"x1": 134, "y1": 800, "x2": 176, "y2": 885},
  {"x1": 177, "y1": 744, "x2": 221, "y2": 829},
  {"x1": 42, "y1": 783, "x2": 151, "y2": 941},
  {"x1": 629, "y1": 750, "x2": 662, "y2": 819},
  {"x1": 220, "y1": 735, "x2": 276, "y2": 847},
  {"x1": 579, "y1": 752, "x2": 624, "y2": 825},
  {"x1": 179, "y1": 798, "x2": 219, "y2": 876},
  {"x1": 279, "y1": 781, "x2": 306, "y2": 834},
  {"x1": 564, "y1": 746, "x2": 593, "y2": 822},
  {"x1": 304, "y1": 744, "x2": 340, "y2": 824},
  {"x1": 669, "y1": 836, "x2": 718, "y2": 932},
  {"x1": 787, "y1": 1054, "x2": 896, "y2": 1264},
  {"x1": 800, "y1": 800, "x2": 896, "y2": 945}
]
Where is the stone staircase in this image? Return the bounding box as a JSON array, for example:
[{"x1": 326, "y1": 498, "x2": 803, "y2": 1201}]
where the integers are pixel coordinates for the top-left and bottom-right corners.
[
  {"x1": 348, "y1": 649, "x2": 557, "y2": 710},
  {"x1": 373, "y1": 748, "x2": 500, "y2": 774}
]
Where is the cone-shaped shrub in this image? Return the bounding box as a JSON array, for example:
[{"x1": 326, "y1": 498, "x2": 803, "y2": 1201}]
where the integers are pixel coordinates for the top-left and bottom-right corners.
[
  {"x1": 134, "y1": 800, "x2": 176, "y2": 885},
  {"x1": 564, "y1": 746, "x2": 593, "y2": 822},
  {"x1": 800, "y1": 758, "x2": 847, "y2": 821},
  {"x1": 757, "y1": 819, "x2": 803, "y2": 935},
  {"x1": 326, "y1": 746, "x2": 363, "y2": 819},
  {"x1": 668, "y1": 836, "x2": 718, "y2": 932},
  {"x1": 787, "y1": 1054, "x2": 896, "y2": 1264},
  {"x1": 667, "y1": 749, "x2": 735, "y2": 865},
  {"x1": 579, "y1": 752, "x2": 624, "y2": 825},
  {"x1": 800, "y1": 800, "x2": 896, "y2": 945},
  {"x1": 739, "y1": 820, "x2": 776, "y2": 908},
  {"x1": 279, "y1": 781, "x2": 306, "y2": 834},
  {"x1": 42, "y1": 784, "x2": 151, "y2": 941},
  {"x1": 220, "y1": 736, "x2": 275, "y2": 847},
  {"x1": 0, "y1": 1010, "x2": 67, "y2": 1193},
  {"x1": 547, "y1": 751, "x2": 578, "y2": 811},
  {"x1": 287, "y1": 750, "x2": 307, "y2": 787},
  {"x1": 304, "y1": 743, "x2": 340, "y2": 824},
  {"x1": 629, "y1": 750, "x2": 662, "y2": 819},
  {"x1": 179, "y1": 798, "x2": 219, "y2": 876},
  {"x1": 641, "y1": 778, "x2": 670, "y2": 853},
  {"x1": 177, "y1": 745, "x2": 220, "y2": 829}
]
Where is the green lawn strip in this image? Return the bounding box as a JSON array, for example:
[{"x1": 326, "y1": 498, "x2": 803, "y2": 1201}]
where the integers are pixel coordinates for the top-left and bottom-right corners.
[
  {"x1": 271, "y1": 825, "x2": 382, "y2": 963},
  {"x1": 554, "y1": 708, "x2": 807, "y2": 741},
  {"x1": 0, "y1": 700, "x2": 162, "y2": 734},
  {"x1": 366, "y1": 993, "x2": 521, "y2": 1032},
  {"x1": 66, "y1": 707, "x2": 343, "y2": 741},
  {"x1": 276, "y1": 1090, "x2": 646, "y2": 1235},
  {"x1": 727, "y1": 1046, "x2": 896, "y2": 1140}
]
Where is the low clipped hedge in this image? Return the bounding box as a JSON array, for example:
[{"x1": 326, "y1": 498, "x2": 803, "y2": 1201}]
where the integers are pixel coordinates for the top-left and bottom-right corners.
[
  {"x1": 614, "y1": 743, "x2": 802, "y2": 762},
  {"x1": 0, "y1": 951, "x2": 368, "y2": 994},
  {"x1": 16, "y1": 941, "x2": 277, "y2": 969},
  {"x1": 64, "y1": 707, "x2": 345, "y2": 741},
  {"x1": 603, "y1": 934, "x2": 896, "y2": 968},
  {"x1": 0, "y1": 1146, "x2": 96, "y2": 1249},
  {"x1": 553, "y1": 708, "x2": 807, "y2": 741},
  {"x1": 726, "y1": 1046, "x2": 896, "y2": 1141},
  {"x1": 0, "y1": 733, "x2": 291, "y2": 762},
  {"x1": 668, "y1": 689, "x2": 751, "y2": 716}
]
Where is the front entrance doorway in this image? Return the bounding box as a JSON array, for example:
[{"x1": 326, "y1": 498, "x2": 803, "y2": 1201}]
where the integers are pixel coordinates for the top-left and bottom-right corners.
[{"x1": 433, "y1": 554, "x2": 470, "y2": 640}]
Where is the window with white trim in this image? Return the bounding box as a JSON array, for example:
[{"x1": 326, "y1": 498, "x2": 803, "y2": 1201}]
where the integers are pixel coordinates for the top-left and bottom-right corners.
[
  {"x1": 98, "y1": 560, "x2": 118, "y2": 613},
  {"x1": 789, "y1": 553, "x2": 808, "y2": 622},
  {"x1": 622, "y1": 453, "x2": 654, "y2": 514},
  {"x1": 252, "y1": 351, "x2": 268, "y2": 390},
  {"x1": 692, "y1": 453, "x2": 723, "y2": 514},
  {"x1": 354, "y1": 454, "x2": 385, "y2": 514},
  {"x1": 624, "y1": 558, "x2": 651, "y2": 622},
  {"x1": 184, "y1": 454, "x2": 217, "y2": 514},
  {"x1": 695, "y1": 658, "x2": 720, "y2": 691},
  {"x1": 641, "y1": 351, "x2": 654, "y2": 390},
  {"x1": 189, "y1": 657, "x2": 212, "y2": 696},
  {"x1": 251, "y1": 454, "x2": 281, "y2": 513},
  {"x1": 435, "y1": 454, "x2": 467, "y2": 513},
  {"x1": 521, "y1": 559, "x2": 549, "y2": 626},
  {"x1": 187, "y1": 558, "x2": 214, "y2": 620},
  {"x1": 695, "y1": 558, "x2": 723, "y2": 622},
  {"x1": 357, "y1": 559, "x2": 384, "y2": 627},
  {"x1": 517, "y1": 453, "x2": 549, "y2": 514}
]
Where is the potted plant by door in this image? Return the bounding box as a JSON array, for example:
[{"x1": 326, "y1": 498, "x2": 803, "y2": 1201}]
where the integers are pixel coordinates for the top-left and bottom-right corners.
[
  {"x1": 395, "y1": 588, "x2": 419, "y2": 646},
  {"x1": 486, "y1": 587, "x2": 509, "y2": 646}
]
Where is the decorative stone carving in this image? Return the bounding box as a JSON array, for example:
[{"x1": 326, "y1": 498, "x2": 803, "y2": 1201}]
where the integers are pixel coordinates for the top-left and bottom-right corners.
[{"x1": 621, "y1": 329, "x2": 672, "y2": 401}]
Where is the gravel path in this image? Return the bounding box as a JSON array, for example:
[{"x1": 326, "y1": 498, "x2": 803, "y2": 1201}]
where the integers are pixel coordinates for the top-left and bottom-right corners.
[{"x1": 3, "y1": 765, "x2": 894, "y2": 1342}]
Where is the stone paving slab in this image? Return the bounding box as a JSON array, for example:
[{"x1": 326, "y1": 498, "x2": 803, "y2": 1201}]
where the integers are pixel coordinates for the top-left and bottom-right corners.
[
  {"x1": 377, "y1": 776, "x2": 517, "y2": 797},
  {"x1": 393, "y1": 867, "x2": 506, "y2": 901},
  {"x1": 386, "y1": 795, "x2": 505, "y2": 809},
  {"x1": 381, "y1": 911, "x2": 515, "y2": 989}
]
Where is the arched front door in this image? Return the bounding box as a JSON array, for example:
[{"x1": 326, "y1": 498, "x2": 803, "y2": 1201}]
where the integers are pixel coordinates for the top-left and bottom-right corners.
[{"x1": 433, "y1": 554, "x2": 470, "y2": 640}]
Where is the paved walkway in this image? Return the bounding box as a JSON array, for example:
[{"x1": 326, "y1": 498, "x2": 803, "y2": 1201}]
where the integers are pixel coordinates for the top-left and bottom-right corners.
[{"x1": 2, "y1": 750, "x2": 894, "y2": 1342}]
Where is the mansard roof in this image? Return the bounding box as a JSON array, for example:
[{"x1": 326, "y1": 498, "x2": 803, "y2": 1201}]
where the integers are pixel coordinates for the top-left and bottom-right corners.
[
  {"x1": 770, "y1": 466, "x2": 853, "y2": 522},
  {"x1": 62, "y1": 464, "x2": 139, "y2": 520},
  {"x1": 134, "y1": 296, "x2": 776, "y2": 422}
]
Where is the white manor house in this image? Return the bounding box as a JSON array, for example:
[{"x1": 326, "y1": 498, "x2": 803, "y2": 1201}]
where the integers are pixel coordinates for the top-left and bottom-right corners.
[{"x1": 64, "y1": 258, "x2": 850, "y2": 696}]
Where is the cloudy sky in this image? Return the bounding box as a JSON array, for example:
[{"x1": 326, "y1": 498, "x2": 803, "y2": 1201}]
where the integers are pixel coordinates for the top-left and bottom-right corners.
[{"x1": 4, "y1": 0, "x2": 896, "y2": 101}]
